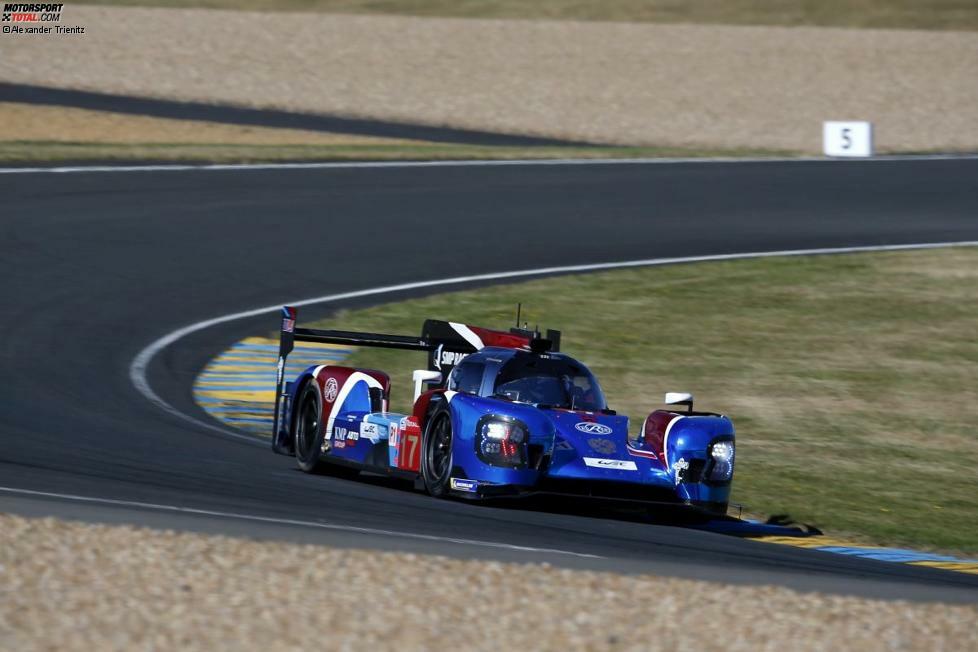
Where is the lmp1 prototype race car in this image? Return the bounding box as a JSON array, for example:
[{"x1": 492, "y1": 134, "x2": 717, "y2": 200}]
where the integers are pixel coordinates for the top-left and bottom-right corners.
[{"x1": 271, "y1": 307, "x2": 736, "y2": 514}]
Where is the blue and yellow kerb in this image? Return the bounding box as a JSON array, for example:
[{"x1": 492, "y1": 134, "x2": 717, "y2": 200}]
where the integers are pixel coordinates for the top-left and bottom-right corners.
[{"x1": 193, "y1": 336, "x2": 351, "y2": 434}]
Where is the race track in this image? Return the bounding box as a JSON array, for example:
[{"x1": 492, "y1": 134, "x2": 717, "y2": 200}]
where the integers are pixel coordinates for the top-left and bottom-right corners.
[{"x1": 2, "y1": 157, "x2": 977, "y2": 602}]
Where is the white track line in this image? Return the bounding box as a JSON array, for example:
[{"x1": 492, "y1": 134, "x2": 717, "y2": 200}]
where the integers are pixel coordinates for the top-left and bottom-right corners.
[
  {"x1": 2, "y1": 153, "x2": 978, "y2": 174},
  {"x1": 130, "y1": 240, "x2": 978, "y2": 443},
  {"x1": 0, "y1": 486, "x2": 602, "y2": 559}
]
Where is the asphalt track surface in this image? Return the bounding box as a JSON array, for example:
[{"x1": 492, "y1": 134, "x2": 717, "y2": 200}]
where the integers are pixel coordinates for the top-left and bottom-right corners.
[{"x1": 2, "y1": 157, "x2": 978, "y2": 602}]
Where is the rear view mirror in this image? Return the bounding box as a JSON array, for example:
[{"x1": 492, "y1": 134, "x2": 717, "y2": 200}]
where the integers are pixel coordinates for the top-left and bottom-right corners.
[
  {"x1": 664, "y1": 392, "x2": 694, "y2": 412},
  {"x1": 413, "y1": 369, "x2": 443, "y2": 402}
]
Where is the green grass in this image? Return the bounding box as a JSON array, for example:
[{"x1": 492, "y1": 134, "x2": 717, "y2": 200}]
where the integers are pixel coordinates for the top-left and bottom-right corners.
[
  {"x1": 79, "y1": 0, "x2": 978, "y2": 31},
  {"x1": 0, "y1": 141, "x2": 793, "y2": 165},
  {"x1": 305, "y1": 248, "x2": 978, "y2": 554}
]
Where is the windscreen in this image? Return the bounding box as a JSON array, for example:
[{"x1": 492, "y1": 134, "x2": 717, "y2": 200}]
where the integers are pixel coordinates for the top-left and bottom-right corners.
[
  {"x1": 493, "y1": 354, "x2": 606, "y2": 411},
  {"x1": 448, "y1": 361, "x2": 485, "y2": 395}
]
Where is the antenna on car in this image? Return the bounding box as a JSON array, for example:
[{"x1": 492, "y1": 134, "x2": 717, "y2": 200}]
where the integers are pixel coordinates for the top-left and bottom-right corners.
[{"x1": 515, "y1": 303, "x2": 521, "y2": 329}]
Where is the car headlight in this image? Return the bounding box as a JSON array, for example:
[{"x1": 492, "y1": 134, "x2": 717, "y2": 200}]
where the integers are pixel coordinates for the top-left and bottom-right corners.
[
  {"x1": 707, "y1": 440, "x2": 735, "y2": 482},
  {"x1": 475, "y1": 416, "x2": 528, "y2": 467}
]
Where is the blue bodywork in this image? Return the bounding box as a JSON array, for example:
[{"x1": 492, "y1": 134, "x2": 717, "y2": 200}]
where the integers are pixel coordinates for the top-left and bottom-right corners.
[
  {"x1": 439, "y1": 349, "x2": 735, "y2": 509},
  {"x1": 284, "y1": 347, "x2": 735, "y2": 511}
]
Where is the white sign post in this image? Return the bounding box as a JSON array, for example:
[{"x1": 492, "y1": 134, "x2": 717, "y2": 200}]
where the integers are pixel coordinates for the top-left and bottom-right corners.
[{"x1": 823, "y1": 121, "x2": 873, "y2": 157}]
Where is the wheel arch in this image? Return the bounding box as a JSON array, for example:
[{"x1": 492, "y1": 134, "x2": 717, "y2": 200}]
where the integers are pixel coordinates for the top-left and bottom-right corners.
[{"x1": 287, "y1": 369, "x2": 320, "y2": 441}]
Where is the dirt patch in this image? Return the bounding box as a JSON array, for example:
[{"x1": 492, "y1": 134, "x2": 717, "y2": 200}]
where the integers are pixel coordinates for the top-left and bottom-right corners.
[
  {"x1": 0, "y1": 102, "x2": 415, "y2": 145},
  {"x1": 1, "y1": 513, "x2": 976, "y2": 651},
  {"x1": 1, "y1": 6, "x2": 976, "y2": 153}
]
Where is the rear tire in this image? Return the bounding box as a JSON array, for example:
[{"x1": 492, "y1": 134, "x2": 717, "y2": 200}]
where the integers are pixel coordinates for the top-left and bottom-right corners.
[
  {"x1": 294, "y1": 382, "x2": 325, "y2": 473},
  {"x1": 421, "y1": 410, "x2": 453, "y2": 497},
  {"x1": 293, "y1": 380, "x2": 361, "y2": 479}
]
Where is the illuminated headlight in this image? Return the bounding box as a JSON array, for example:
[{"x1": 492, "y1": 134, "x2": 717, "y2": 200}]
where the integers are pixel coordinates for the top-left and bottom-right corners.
[
  {"x1": 475, "y1": 416, "x2": 528, "y2": 467},
  {"x1": 708, "y1": 440, "x2": 735, "y2": 482},
  {"x1": 482, "y1": 420, "x2": 525, "y2": 442}
]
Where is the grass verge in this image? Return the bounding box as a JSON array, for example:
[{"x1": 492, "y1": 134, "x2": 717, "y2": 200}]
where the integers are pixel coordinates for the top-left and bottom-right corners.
[
  {"x1": 76, "y1": 0, "x2": 978, "y2": 30},
  {"x1": 308, "y1": 248, "x2": 978, "y2": 554},
  {"x1": 0, "y1": 141, "x2": 793, "y2": 165}
]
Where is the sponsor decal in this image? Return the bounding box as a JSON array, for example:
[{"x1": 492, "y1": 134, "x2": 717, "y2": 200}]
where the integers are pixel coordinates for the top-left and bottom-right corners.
[
  {"x1": 275, "y1": 356, "x2": 285, "y2": 385},
  {"x1": 333, "y1": 427, "x2": 349, "y2": 448},
  {"x1": 575, "y1": 422, "x2": 612, "y2": 435},
  {"x1": 323, "y1": 377, "x2": 339, "y2": 403},
  {"x1": 281, "y1": 317, "x2": 295, "y2": 333},
  {"x1": 582, "y1": 457, "x2": 637, "y2": 471},
  {"x1": 672, "y1": 457, "x2": 689, "y2": 484},
  {"x1": 588, "y1": 438, "x2": 616, "y2": 455},
  {"x1": 389, "y1": 421, "x2": 398, "y2": 446},
  {"x1": 440, "y1": 349, "x2": 467, "y2": 369},
  {"x1": 554, "y1": 439, "x2": 575, "y2": 451},
  {"x1": 432, "y1": 344, "x2": 468, "y2": 370},
  {"x1": 450, "y1": 478, "x2": 478, "y2": 493},
  {"x1": 361, "y1": 422, "x2": 379, "y2": 442}
]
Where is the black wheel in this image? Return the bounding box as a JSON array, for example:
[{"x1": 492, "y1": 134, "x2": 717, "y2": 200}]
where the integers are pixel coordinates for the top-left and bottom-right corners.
[
  {"x1": 294, "y1": 381, "x2": 325, "y2": 473},
  {"x1": 293, "y1": 381, "x2": 361, "y2": 479},
  {"x1": 421, "y1": 410, "x2": 453, "y2": 497}
]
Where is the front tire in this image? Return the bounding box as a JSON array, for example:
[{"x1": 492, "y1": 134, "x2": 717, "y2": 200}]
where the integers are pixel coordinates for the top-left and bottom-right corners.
[{"x1": 421, "y1": 410, "x2": 453, "y2": 497}]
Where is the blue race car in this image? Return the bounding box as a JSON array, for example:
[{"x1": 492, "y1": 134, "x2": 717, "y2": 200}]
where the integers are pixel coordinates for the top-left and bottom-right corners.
[{"x1": 271, "y1": 307, "x2": 735, "y2": 514}]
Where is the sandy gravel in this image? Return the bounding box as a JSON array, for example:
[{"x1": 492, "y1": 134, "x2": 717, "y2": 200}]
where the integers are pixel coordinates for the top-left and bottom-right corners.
[
  {"x1": 1, "y1": 513, "x2": 976, "y2": 651},
  {"x1": 1, "y1": 6, "x2": 976, "y2": 153}
]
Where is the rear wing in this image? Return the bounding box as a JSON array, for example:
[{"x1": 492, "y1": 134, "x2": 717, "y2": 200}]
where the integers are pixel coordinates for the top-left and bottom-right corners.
[{"x1": 272, "y1": 306, "x2": 560, "y2": 448}]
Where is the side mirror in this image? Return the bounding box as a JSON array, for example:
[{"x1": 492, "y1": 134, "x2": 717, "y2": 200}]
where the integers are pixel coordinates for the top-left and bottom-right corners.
[
  {"x1": 664, "y1": 392, "x2": 694, "y2": 413},
  {"x1": 413, "y1": 370, "x2": 443, "y2": 403}
]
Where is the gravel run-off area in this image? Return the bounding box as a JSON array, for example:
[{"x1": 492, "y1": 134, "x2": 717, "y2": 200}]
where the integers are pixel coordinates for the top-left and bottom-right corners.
[
  {"x1": 1, "y1": 514, "x2": 976, "y2": 651},
  {"x1": 1, "y1": 6, "x2": 976, "y2": 153}
]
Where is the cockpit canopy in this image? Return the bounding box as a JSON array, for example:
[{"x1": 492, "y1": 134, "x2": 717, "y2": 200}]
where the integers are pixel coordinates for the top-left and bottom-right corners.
[{"x1": 447, "y1": 349, "x2": 607, "y2": 411}]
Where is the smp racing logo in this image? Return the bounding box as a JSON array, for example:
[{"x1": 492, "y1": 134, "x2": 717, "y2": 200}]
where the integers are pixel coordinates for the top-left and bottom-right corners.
[{"x1": 3, "y1": 3, "x2": 64, "y2": 22}]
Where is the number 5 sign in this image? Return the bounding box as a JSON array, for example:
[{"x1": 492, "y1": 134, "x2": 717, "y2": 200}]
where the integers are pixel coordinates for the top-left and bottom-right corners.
[{"x1": 823, "y1": 121, "x2": 874, "y2": 157}]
